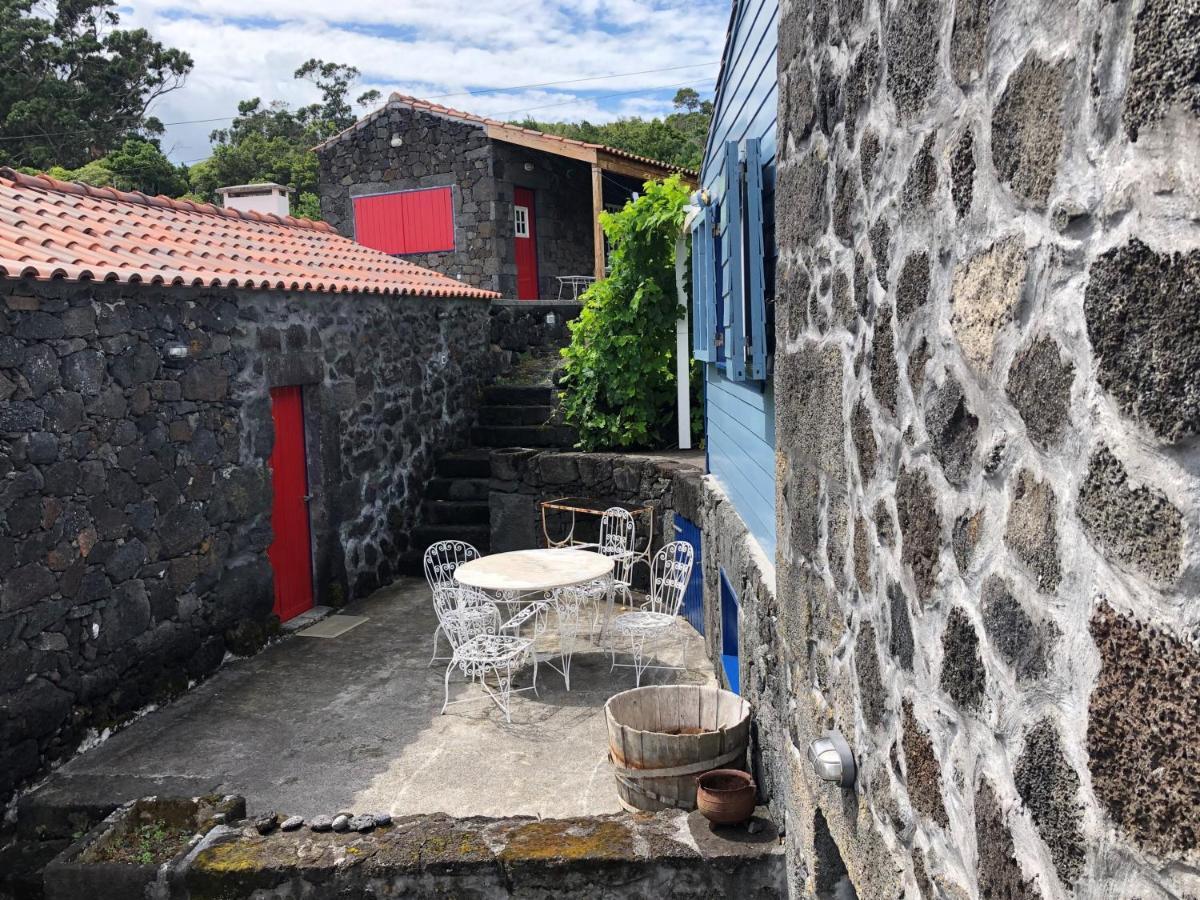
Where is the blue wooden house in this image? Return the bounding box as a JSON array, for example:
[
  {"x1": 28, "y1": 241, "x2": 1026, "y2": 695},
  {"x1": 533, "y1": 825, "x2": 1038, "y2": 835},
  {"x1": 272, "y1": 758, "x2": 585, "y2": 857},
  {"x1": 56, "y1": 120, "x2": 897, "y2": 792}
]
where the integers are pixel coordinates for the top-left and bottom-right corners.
[{"x1": 690, "y1": 0, "x2": 778, "y2": 562}]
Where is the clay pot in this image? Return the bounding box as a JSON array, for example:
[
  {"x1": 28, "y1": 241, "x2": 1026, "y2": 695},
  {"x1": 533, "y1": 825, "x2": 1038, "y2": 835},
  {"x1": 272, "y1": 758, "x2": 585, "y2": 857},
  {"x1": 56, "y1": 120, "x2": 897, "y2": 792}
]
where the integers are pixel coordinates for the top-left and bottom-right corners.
[{"x1": 695, "y1": 769, "x2": 756, "y2": 825}]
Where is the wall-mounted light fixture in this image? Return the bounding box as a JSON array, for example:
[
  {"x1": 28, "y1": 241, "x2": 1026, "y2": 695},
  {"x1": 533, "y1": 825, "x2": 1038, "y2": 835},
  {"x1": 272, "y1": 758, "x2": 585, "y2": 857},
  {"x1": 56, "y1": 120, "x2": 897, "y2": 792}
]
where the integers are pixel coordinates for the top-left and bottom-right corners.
[
  {"x1": 163, "y1": 341, "x2": 190, "y2": 366},
  {"x1": 390, "y1": 134, "x2": 404, "y2": 148},
  {"x1": 545, "y1": 312, "x2": 558, "y2": 326},
  {"x1": 808, "y1": 730, "x2": 856, "y2": 788},
  {"x1": 523, "y1": 162, "x2": 535, "y2": 172}
]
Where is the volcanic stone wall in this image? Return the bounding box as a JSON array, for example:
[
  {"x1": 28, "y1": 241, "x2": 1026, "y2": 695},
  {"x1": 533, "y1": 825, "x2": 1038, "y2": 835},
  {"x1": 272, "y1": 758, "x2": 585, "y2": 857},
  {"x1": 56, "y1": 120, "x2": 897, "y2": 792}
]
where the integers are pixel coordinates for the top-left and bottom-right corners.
[
  {"x1": 0, "y1": 279, "x2": 492, "y2": 806},
  {"x1": 762, "y1": 0, "x2": 1200, "y2": 896},
  {"x1": 316, "y1": 105, "x2": 502, "y2": 293}
]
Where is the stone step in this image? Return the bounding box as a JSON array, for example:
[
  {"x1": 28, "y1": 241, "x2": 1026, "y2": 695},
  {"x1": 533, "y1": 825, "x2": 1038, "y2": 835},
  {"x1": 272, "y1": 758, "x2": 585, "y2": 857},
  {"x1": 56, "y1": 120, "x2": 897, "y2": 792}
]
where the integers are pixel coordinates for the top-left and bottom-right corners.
[
  {"x1": 470, "y1": 424, "x2": 577, "y2": 449},
  {"x1": 423, "y1": 477, "x2": 490, "y2": 501},
  {"x1": 421, "y1": 500, "x2": 490, "y2": 526},
  {"x1": 478, "y1": 404, "x2": 556, "y2": 426},
  {"x1": 434, "y1": 449, "x2": 492, "y2": 479},
  {"x1": 483, "y1": 384, "x2": 556, "y2": 406},
  {"x1": 412, "y1": 523, "x2": 491, "y2": 553}
]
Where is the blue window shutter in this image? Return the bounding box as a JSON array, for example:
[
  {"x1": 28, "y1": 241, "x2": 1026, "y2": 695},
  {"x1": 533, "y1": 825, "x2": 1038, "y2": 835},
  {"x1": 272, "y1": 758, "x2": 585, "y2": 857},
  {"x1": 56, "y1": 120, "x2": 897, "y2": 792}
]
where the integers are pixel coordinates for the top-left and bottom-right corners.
[
  {"x1": 691, "y1": 204, "x2": 716, "y2": 363},
  {"x1": 744, "y1": 138, "x2": 767, "y2": 381},
  {"x1": 722, "y1": 140, "x2": 747, "y2": 382}
]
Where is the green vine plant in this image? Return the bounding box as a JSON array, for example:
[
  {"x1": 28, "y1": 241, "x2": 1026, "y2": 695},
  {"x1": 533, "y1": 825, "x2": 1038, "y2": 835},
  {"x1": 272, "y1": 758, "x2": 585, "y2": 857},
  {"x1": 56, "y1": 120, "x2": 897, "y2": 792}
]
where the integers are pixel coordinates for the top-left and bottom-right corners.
[{"x1": 560, "y1": 175, "x2": 695, "y2": 451}]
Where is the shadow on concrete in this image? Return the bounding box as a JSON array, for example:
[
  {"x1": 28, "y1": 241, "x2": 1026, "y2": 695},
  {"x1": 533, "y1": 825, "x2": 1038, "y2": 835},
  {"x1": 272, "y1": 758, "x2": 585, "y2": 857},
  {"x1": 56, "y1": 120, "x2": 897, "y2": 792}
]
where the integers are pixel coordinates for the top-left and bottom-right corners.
[{"x1": 22, "y1": 578, "x2": 717, "y2": 828}]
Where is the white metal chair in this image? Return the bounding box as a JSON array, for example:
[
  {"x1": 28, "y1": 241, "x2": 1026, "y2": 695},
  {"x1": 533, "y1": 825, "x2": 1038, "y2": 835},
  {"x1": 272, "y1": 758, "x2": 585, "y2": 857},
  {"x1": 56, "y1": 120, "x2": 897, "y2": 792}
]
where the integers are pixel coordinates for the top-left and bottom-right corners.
[
  {"x1": 423, "y1": 540, "x2": 482, "y2": 666},
  {"x1": 441, "y1": 598, "x2": 544, "y2": 723},
  {"x1": 575, "y1": 507, "x2": 637, "y2": 632},
  {"x1": 609, "y1": 540, "x2": 695, "y2": 686}
]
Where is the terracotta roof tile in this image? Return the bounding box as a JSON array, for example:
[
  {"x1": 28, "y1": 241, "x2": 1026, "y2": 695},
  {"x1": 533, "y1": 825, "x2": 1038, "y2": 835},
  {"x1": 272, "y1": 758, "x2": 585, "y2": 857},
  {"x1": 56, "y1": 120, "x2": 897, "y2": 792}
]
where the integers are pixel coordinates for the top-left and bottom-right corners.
[
  {"x1": 314, "y1": 93, "x2": 698, "y2": 178},
  {"x1": 0, "y1": 168, "x2": 498, "y2": 299}
]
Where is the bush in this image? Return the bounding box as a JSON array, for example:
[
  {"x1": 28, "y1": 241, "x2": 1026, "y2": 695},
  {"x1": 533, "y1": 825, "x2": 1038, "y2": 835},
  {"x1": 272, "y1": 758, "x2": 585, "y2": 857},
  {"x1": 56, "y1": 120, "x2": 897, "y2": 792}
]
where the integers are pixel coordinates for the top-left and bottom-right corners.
[{"x1": 559, "y1": 175, "x2": 692, "y2": 450}]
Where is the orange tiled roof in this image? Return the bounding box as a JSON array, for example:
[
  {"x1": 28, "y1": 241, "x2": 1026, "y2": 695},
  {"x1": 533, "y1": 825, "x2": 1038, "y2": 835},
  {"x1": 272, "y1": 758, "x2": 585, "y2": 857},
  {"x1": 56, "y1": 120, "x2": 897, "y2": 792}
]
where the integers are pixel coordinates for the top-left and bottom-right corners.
[
  {"x1": 0, "y1": 168, "x2": 498, "y2": 299},
  {"x1": 314, "y1": 93, "x2": 698, "y2": 178}
]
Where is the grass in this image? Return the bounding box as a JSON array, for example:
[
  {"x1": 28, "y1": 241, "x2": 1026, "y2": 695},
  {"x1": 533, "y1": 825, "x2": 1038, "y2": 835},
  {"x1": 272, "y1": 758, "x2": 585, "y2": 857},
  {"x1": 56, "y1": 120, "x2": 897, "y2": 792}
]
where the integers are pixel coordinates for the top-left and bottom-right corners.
[{"x1": 90, "y1": 821, "x2": 195, "y2": 866}]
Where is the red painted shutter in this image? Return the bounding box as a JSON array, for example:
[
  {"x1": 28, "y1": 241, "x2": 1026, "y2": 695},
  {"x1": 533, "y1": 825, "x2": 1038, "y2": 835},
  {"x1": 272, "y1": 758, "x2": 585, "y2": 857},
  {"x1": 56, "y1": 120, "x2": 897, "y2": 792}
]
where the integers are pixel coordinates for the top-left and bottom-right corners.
[{"x1": 353, "y1": 187, "x2": 454, "y2": 254}]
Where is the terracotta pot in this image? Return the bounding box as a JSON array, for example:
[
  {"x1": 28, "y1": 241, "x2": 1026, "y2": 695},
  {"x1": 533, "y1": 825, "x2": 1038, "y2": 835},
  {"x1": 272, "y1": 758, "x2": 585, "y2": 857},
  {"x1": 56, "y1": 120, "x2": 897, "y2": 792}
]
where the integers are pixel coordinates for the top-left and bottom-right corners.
[{"x1": 695, "y1": 769, "x2": 756, "y2": 825}]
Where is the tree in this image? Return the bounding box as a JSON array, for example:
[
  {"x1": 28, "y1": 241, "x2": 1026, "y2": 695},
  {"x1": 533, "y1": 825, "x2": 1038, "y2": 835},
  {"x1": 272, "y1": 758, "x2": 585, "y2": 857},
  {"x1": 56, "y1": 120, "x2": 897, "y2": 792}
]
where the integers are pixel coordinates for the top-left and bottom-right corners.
[
  {"x1": 189, "y1": 60, "x2": 378, "y2": 215},
  {"x1": 0, "y1": 0, "x2": 192, "y2": 169},
  {"x1": 512, "y1": 87, "x2": 713, "y2": 170},
  {"x1": 44, "y1": 136, "x2": 188, "y2": 196},
  {"x1": 558, "y1": 175, "x2": 692, "y2": 450}
]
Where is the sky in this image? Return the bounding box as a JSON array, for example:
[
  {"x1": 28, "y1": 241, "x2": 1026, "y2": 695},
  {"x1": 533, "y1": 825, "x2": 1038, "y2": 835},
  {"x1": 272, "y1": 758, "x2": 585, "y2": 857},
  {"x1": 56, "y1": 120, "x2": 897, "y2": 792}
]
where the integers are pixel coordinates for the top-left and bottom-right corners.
[{"x1": 115, "y1": 0, "x2": 731, "y2": 164}]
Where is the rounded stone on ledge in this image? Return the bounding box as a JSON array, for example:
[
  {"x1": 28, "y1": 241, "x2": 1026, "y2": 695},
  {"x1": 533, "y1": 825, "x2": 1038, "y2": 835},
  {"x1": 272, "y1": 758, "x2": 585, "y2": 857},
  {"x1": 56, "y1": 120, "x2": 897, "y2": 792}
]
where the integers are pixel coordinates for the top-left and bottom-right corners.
[
  {"x1": 372, "y1": 813, "x2": 392, "y2": 827},
  {"x1": 253, "y1": 811, "x2": 279, "y2": 835},
  {"x1": 331, "y1": 814, "x2": 351, "y2": 832},
  {"x1": 349, "y1": 814, "x2": 375, "y2": 833},
  {"x1": 280, "y1": 815, "x2": 304, "y2": 832},
  {"x1": 309, "y1": 814, "x2": 334, "y2": 832}
]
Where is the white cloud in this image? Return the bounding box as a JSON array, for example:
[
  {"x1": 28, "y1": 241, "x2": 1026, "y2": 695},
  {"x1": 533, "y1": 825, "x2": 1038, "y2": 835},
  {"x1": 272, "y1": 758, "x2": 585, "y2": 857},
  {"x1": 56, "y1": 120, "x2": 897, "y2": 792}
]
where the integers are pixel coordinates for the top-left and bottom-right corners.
[{"x1": 119, "y1": 0, "x2": 728, "y2": 162}]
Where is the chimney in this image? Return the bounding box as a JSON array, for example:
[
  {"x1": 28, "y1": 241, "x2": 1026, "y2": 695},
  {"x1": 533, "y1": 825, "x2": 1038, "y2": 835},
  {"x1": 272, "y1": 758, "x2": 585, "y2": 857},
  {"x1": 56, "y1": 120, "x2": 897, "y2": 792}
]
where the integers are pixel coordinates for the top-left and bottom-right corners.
[{"x1": 215, "y1": 183, "x2": 291, "y2": 217}]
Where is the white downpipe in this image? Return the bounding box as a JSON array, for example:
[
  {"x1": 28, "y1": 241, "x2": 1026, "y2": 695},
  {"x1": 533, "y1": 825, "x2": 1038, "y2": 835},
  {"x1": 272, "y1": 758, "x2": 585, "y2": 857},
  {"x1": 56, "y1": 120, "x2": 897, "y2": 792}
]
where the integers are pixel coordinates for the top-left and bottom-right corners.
[{"x1": 674, "y1": 232, "x2": 692, "y2": 450}]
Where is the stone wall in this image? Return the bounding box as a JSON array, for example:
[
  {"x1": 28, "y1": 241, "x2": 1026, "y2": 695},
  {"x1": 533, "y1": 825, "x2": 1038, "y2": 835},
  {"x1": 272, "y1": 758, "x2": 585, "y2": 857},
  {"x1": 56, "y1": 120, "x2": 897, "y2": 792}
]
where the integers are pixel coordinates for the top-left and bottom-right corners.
[
  {"x1": 487, "y1": 450, "x2": 693, "y2": 560},
  {"x1": 316, "y1": 105, "x2": 501, "y2": 293},
  {"x1": 766, "y1": 0, "x2": 1200, "y2": 897},
  {"x1": 317, "y1": 104, "x2": 605, "y2": 300},
  {"x1": 0, "y1": 278, "x2": 493, "y2": 806},
  {"x1": 488, "y1": 300, "x2": 581, "y2": 362}
]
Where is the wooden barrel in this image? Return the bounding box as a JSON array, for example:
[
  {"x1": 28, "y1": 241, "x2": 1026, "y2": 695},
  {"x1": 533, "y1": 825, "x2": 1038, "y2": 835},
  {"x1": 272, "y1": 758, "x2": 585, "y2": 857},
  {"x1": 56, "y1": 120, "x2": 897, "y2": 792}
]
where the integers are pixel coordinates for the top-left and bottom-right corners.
[{"x1": 604, "y1": 684, "x2": 751, "y2": 812}]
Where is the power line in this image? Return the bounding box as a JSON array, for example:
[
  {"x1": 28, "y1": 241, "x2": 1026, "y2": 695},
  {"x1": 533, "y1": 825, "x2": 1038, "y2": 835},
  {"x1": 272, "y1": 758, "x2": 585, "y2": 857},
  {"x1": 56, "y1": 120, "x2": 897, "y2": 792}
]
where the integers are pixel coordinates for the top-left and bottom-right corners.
[
  {"x1": 497, "y1": 79, "x2": 712, "y2": 119},
  {"x1": 418, "y1": 62, "x2": 719, "y2": 101},
  {"x1": 0, "y1": 62, "x2": 720, "y2": 144}
]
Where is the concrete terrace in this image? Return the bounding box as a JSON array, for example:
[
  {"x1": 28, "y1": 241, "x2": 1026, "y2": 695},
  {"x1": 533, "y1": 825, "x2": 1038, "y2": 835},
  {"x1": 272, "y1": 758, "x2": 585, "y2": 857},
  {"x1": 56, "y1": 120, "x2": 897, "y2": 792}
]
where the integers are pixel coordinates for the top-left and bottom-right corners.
[{"x1": 22, "y1": 578, "x2": 714, "y2": 825}]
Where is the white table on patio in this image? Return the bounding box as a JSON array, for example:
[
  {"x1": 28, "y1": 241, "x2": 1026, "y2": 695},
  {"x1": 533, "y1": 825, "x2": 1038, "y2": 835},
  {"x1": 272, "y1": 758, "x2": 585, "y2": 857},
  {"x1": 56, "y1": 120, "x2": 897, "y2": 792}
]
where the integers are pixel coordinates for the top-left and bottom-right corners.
[{"x1": 454, "y1": 548, "x2": 614, "y2": 691}]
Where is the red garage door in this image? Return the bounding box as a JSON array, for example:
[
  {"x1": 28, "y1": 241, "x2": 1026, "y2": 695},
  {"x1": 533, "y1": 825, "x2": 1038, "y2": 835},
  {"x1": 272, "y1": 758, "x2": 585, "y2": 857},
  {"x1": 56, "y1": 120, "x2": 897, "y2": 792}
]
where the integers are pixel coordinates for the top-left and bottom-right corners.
[{"x1": 353, "y1": 187, "x2": 454, "y2": 255}]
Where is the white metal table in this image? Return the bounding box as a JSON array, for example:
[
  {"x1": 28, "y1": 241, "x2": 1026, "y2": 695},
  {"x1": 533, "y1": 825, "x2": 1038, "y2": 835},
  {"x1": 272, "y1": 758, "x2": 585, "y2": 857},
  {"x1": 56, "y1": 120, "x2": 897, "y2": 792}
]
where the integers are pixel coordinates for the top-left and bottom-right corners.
[{"x1": 454, "y1": 549, "x2": 614, "y2": 691}]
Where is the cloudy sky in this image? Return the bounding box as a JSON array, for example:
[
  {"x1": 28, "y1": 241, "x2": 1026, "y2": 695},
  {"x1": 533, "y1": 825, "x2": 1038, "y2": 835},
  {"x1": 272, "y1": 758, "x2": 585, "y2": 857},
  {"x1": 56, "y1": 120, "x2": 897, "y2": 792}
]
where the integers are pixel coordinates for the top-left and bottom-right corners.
[{"x1": 116, "y1": 0, "x2": 731, "y2": 163}]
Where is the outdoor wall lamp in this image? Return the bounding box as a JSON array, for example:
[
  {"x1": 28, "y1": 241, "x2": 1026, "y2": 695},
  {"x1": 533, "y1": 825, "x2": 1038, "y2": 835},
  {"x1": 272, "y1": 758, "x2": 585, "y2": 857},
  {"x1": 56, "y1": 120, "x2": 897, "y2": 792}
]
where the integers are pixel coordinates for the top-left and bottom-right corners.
[
  {"x1": 808, "y1": 730, "x2": 856, "y2": 788},
  {"x1": 163, "y1": 341, "x2": 190, "y2": 366},
  {"x1": 545, "y1": 312, "x2": 557, "y2": 326},
  {"x1": 390, "y1": 134, "x2": 404, "y2": 147},
  {"x1": 523, "y1": 162, "x2": 535, "y2": 172}
]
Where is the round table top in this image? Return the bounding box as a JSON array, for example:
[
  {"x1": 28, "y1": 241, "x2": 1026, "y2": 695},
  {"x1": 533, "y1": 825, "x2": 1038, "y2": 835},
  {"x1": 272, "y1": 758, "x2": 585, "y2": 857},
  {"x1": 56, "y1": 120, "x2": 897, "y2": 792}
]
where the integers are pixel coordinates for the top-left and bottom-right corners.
[{"x1": 454, "y1": 548, "x2": 614, "y2": 593}]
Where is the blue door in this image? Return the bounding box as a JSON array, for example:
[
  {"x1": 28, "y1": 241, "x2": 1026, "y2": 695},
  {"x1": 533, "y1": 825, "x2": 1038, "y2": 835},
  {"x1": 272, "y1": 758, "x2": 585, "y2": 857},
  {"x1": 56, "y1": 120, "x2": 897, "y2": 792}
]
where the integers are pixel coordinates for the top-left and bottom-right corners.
[
  {"x1": 719, "y1": 569, "x2": 740, "y2": 694},
  {"x1": 674, "y1": 514, "x2": 704, "y2": 635}
]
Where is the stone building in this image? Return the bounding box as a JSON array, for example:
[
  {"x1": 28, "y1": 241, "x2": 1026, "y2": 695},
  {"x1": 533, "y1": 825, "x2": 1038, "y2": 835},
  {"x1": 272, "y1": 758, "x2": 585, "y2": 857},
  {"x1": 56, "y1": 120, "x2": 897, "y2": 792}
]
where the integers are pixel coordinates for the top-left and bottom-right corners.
[
  {"x1": 315, "y1": 93, "x2": 694, "y2": 299},
  {"x1": 0, "y1": 169, "x2": 496, "y2": 804},
  {"x1": 681, "y1": 0, "x2": 1200, "y2": 897}
]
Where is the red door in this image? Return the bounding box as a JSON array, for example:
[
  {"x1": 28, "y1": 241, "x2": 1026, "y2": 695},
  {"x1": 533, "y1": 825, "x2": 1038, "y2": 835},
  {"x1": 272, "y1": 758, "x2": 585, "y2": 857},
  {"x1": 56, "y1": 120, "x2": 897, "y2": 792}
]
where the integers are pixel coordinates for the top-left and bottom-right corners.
[
  {"x1": 514, "y1": 186, "x2": 540, "y2": 299},
  {"x1": 268, "y1": 386, "x2": 314, "y2": 622}
]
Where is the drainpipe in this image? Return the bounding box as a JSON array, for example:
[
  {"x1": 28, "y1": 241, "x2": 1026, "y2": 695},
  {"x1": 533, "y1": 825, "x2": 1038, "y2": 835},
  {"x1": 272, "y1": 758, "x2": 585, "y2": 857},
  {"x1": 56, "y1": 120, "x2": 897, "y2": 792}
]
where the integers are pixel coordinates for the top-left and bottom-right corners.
[{"x1": 674, "y1": 227, "x2": 692, "y2": 450}]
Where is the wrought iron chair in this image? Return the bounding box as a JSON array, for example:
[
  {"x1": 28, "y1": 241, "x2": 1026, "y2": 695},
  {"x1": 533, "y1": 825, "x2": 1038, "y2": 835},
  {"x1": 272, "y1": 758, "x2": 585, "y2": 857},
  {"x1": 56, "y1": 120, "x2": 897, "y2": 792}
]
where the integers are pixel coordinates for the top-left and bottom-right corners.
[
  {"x1": 441, "y1": 597, "x2": 544, "y2": 723},
  {"x1": 423, "y1": 540, "x2": 483, "y2": 666},
  {"x1": 608, "y1": 540, "x2": 695, "y2": 687},
  {"x1": 575, "y1": 506, "x2": 637, "y2": 632}
]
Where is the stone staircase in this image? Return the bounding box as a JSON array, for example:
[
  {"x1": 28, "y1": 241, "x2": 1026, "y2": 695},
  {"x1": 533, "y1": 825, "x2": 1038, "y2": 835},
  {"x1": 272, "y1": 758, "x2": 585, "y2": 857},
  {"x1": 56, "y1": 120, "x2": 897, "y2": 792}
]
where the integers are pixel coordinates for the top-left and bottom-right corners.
[{"x1": 402, "y1": 352, "x2": 578, "y2": 574}]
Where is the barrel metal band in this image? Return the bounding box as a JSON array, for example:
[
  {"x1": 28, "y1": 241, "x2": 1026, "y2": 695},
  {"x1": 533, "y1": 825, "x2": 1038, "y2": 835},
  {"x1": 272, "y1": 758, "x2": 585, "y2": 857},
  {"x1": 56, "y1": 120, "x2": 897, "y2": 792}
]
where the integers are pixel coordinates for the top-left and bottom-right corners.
[{"x1": 609, "y1": 746, "x2": 745, "y2": 780}]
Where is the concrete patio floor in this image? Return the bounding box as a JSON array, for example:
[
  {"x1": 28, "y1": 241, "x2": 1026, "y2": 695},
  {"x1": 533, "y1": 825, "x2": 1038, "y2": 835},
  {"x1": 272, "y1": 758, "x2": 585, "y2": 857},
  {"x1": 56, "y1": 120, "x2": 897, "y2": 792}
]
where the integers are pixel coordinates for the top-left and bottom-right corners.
[{"x1": 24, "y1": 578, "x2": 716, "y2": 823}]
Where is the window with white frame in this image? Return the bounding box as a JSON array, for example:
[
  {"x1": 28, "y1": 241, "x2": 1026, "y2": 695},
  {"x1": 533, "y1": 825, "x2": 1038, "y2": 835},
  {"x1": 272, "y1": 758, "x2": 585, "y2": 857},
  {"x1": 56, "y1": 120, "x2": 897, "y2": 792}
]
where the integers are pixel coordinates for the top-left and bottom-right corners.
[{"x1": 514, "y1": 205, "x2": 530, "y2": 238}]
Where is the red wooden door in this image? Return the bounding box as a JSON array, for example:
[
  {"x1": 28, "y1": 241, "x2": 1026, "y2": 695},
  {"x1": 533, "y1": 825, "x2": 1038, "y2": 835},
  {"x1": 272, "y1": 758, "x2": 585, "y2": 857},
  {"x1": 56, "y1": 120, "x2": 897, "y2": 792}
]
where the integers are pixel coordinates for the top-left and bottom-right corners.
[
  {"x1": 268, "y1": 385, "x2": 314, "y2": 622},
  {"x1": 514, "y1": 186, "x2": 540, "y2": 299}
]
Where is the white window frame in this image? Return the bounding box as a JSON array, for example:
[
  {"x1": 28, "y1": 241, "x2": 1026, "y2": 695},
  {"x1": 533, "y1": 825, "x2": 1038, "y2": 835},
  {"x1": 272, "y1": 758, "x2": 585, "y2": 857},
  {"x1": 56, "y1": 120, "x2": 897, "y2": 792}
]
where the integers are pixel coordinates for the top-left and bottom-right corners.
[{"x1": 514, "y1": 205, "x2": 530, "y2": 238}]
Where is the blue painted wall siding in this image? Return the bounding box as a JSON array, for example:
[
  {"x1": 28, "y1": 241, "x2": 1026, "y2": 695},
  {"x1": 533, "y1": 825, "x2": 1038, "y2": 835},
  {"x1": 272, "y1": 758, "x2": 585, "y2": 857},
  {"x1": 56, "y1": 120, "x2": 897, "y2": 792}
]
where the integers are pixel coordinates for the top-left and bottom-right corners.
[{"x1": 700, "y1": 0, "x2": 778, "y2": 561}]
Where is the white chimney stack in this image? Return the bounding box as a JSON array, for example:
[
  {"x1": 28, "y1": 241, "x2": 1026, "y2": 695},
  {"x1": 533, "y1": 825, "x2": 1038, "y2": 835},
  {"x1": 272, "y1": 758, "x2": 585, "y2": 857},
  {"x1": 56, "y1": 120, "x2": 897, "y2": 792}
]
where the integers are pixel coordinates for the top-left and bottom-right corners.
[{"x1": 216, "y1": 183, "x2": 291, "y2": 217}]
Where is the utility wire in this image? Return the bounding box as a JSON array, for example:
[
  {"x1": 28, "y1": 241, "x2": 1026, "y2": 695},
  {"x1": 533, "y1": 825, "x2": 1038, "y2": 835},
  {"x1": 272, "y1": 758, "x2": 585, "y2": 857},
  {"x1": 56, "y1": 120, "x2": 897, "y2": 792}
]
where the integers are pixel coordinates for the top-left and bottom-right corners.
[
  {"x1": 496, "y1": 79, "x2": 713, "y2": 119},
  {"x1": 0, "y1": 62, "x2": 720, "y2": 144}
]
